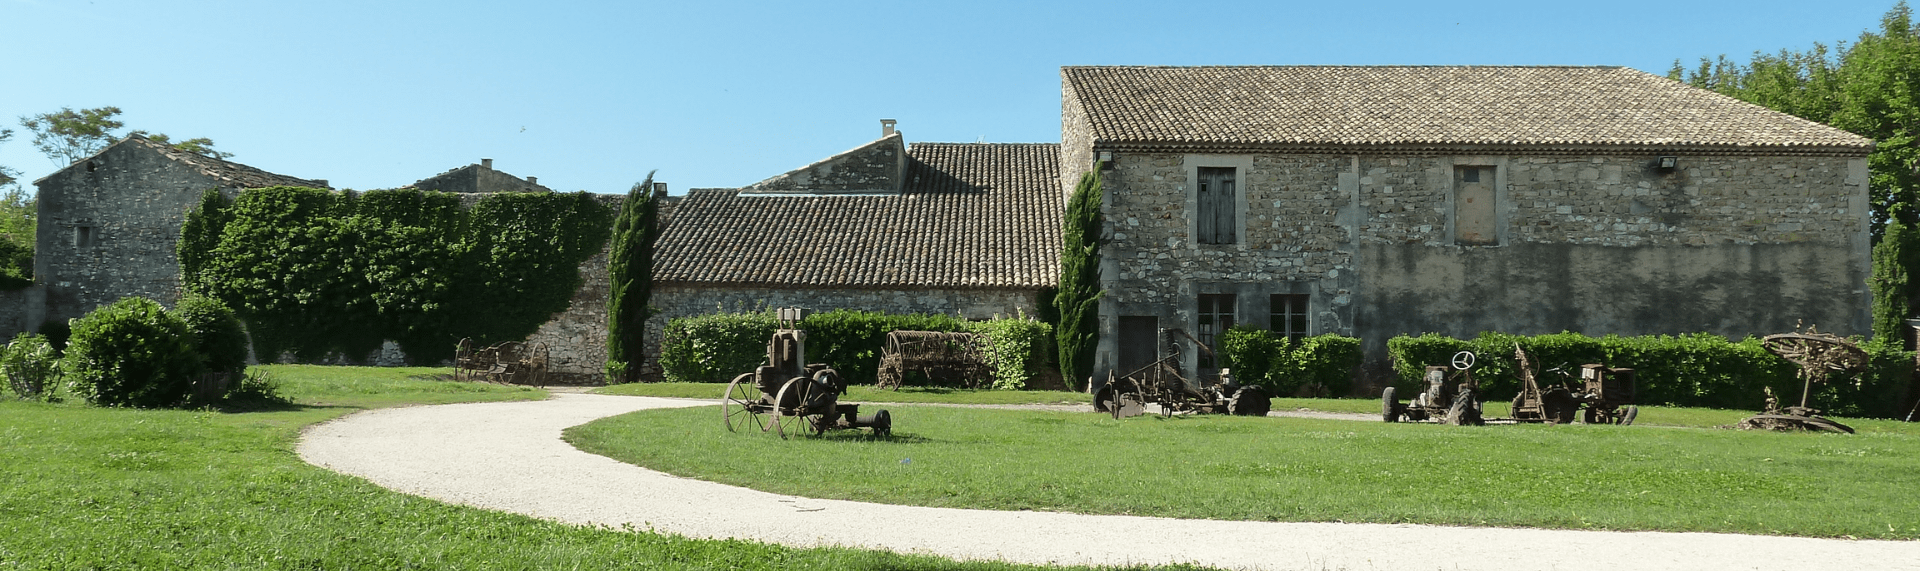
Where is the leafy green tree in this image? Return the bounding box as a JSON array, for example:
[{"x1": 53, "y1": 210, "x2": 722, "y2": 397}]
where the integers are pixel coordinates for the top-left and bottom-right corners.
[
  {"x1": 1055, "y1": 169, "x2": 1106, "y2": 387},
  {"x1": 19, "y1": 106, "x2": 232, "y2": 165},
  {"x1": 1873, "y1": 219, "x2": 1913, "y2": 341},
  {"x1": 0, "y1": 128, "x2": 31, "y2": 290},
  {"x1": 1671, "y1": 2, "x2": 1920, "y2": 237},
  {"x1": 606, "y1": 173, "x2": 659, "y2": 384},
  {"x1": 19, "y1": 106, "x2": 125, "y2": 164}
]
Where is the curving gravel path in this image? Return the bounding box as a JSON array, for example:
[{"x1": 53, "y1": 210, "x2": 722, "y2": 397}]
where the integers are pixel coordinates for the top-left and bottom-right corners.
[{"x1": 297, "y1": 394, "x2": 1918, "y2": 571}]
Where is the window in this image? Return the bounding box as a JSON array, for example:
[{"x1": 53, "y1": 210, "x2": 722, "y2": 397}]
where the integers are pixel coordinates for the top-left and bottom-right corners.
[
  {"x1": 1196, "y1": 294, "x2": 1235, "y2": 369},
  {"x1": 1270, "y1": 294, "x2": 1310, "y2": 342},
  {"x1": 1197, "y1": 167, "x2": 1236, "y2": 244},
  {"x1": 73, "y1": 226, "x2": 95, "y2": 249},
  {"x1": 1454, "y1": 165, "x2": 1496, "y2": 245}
]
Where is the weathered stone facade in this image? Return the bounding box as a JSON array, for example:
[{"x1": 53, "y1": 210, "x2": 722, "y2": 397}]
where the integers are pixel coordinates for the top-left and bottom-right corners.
[
  {"x1": 1062, "y1": 66, "x2": 1876, "y2": 390},
  {"x1": 742, "y1": 132, "x2": 907, "y2": 195},
  {"x1": 30, "y1": 136, "x2": 327, "y2": 327}
]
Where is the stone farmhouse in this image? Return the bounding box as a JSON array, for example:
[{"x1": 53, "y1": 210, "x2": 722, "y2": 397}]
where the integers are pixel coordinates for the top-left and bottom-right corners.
[
  {"x1": 641, "y1": 125, "x2": 1062, "y2": 377},
  {"x1": 6, "y1": 135, "x2": 330, "y2": 334},
  {"x1": 1, "y1": 66, "x2": 1875, "y2": 390},
  {"x1": 1058, "y1": 66, "x2": 1873, "y2": 382}
]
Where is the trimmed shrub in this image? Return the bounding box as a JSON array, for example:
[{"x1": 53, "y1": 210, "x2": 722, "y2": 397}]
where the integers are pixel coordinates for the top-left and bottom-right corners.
[
  {"x1": 1385, "y1": 330, "x2": 1913, "y2": 417},
  {"x1": 1217, "y1": 326, "x2": 1362, "y2": 396},
  {"x1": 171, "y1": 294, "x2": 248, "y2": 377},
  {"x1": 660, "y1": 308, "x2": 1055, "y2": 389},
  {"x1": 61, "y1": 297, "x2": 203, "y2": 408},
  {"x1": 2, "y1": 333, "x2": 61, "y2": 401}
]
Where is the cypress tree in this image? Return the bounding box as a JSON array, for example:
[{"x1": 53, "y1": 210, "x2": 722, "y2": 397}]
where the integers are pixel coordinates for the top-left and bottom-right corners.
[
  {"x1": 606, "y1": 172, "x2": 659, "y2": 384},
  {"x1": 1872, "y1": 218, "x2": 1914, "y2": 343},
  {"x1": 1055, "y1": 169, "x2": 1105, "y2": 388}
]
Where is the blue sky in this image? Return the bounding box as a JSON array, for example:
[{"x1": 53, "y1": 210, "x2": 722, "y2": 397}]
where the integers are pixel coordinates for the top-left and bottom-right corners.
[{"x1": 0, "y1": 0, "x2": 1901, "y2": 194}]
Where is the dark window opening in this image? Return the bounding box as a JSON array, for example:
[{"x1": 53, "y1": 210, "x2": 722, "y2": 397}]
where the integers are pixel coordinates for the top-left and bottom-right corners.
[
  {"x1": 1270, "y1": 294, "x2": 1310, "y2": 342},
  {"x1": 1197, "y1": 167, "x2": 1236, "y2": 244},
  {"x1": 74, "y1": 226, "x2": 95, "y2": 249},
  {"x1": 1196, "y1": 294, "x2": 1235, "y2": 369}
]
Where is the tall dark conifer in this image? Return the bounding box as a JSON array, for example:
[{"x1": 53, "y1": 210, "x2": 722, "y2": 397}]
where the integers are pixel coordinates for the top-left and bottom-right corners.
[
  {"x1": 1055, "y1": 169, "x2": 1105, "y2": 387},
  {"x1": 606, "y1": 172, "x2": 659, "y2": 383}
]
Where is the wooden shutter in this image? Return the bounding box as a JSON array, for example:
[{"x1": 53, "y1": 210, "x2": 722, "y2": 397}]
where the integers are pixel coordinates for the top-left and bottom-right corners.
[{"x1": 1198, "y1": 167, "x2": 1236, "y2": 244}]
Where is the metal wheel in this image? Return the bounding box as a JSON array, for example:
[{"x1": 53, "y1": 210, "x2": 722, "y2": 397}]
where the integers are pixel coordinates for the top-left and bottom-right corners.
[
  {"x1": 722, "y1": 373, "x2": 765, "y2": 432},
  {"x1": 1620, "y1": 405, "x2": 1639, "y2": 426},
  {"x1": 772, "y1": 378, "x2": 826, "y2": 438},
  {"x1": 1451, "y1": 351, "x2": 1476, "y2": 370},
  {"x1": 1382, "y1": 386, "x2": 1400, "y2": 423}
]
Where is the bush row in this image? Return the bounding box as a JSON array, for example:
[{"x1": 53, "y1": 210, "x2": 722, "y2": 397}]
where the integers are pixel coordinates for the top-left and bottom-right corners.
[
  {"x1": 3, "y1": 295, "x2": 262, "y2": 408},
  {"x1": 660, "y1": 309, "x2": 1054, "y2": 390},
  {"x1": 1216, "y1": 326, "x2": 1363, "y2": 397},
  {"x1": 1385, "y1": 331, "x2": 1915, "y2": 418}
]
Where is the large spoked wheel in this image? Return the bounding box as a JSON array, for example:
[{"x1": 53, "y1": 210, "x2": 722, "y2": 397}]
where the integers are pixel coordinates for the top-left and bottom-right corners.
[
  {"x1": 722, "y1": 373, "x2": 765, "y2": 432},
  {"x1": 772, "y1": 378, "x2": 826, "y2": 439},
  {"x1": 1382, "y1": 386, "x2": 1400, "y2": 423}
]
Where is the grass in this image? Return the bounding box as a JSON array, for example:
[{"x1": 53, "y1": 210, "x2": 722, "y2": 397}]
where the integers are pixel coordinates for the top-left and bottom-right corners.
[
  {"x1": 567, "y1": 403, "x2": 1920, "y2": 540},
  {"x1": 596, "y1": 381, "x2": 1091, "y2": 405},
  {"x1": 0, "y1": 365, "x2": 1202, "y2": 570}
]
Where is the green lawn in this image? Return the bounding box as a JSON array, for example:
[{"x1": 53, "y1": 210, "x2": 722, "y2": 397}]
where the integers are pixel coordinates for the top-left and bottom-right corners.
[
  {"x1": 0, "y1": 365, "x2": 1201, "y2": 570},
  {"x1": 567, "y1": 403, "x2": 1920, "y2": 540},
  {"x1": 596, "y1": 381, "x2": 1091, "y2": 405}
]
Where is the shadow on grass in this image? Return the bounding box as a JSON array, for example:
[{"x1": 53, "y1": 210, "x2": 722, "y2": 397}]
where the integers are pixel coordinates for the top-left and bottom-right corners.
[{"x1": 812, "y1": 431, "x2": 937, "y2": 444}]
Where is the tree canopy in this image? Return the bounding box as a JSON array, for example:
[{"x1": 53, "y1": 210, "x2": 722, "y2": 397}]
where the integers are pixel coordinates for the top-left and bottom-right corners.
[
  {"x1": 18, "y1": 106, "x2": 231, "y2": 166},
  {"x1": 1670, "y1": 1, "x2": 1920, "y2": 236}
]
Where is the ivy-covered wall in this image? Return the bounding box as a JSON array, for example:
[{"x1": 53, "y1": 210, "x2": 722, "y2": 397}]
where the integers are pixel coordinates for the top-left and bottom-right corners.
[{"x1": 180, "y1": 186, "x2": 614, "y2": 364}]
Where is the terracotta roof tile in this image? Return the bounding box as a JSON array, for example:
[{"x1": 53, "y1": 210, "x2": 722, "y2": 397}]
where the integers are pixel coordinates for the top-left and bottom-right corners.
[
  {"x1": 1064, "y1": 66, "x2": 1872, "y2": 153},
  {"x1": 654, "y1": 143, "x2": 1062, "y2": 289}
]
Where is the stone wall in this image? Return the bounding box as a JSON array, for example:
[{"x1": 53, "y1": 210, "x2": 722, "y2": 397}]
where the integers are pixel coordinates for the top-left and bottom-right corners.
[
  {"x1": 1059, "y1": 78, "x2": 1095, "y2": 198},
  {"x1": 743, "y1": 133, "x2": 906, "y2": 194},
  {"x1": 0, "y1": 286, "x2": 39, "y2": 336},
  {"x1": 1089, "y1": 150, "x2": 1871, "y2": 388},
  {"x1": 641, "y1": 284, "x2": 1043, "y2": 380}
]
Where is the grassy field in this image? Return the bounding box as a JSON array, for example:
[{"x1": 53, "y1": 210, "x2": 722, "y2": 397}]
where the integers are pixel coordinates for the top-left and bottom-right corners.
[
  {"x1": 596, "y1": 381, "x2": 1091, "y2": 405},
  {"x1": 0, "y1": 365, "x2": 1201, "y2": 570},
  {"x1": 567, "y1": 403, "x2": 1920, "y2": 540}
]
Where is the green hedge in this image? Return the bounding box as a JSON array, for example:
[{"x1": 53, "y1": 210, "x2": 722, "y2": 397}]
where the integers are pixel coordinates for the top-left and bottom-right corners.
[
  {"x1": 660, "y1": 309, "x2": 1054, "y2": 390},
  {"x1": 182, "y1": 186, "x2": 612, "y2": 363},
  {"x1": 1385, "y1": 331, "x2": 1915, "y2": 417},
  {"x1": 1216, "y1": 326, "x2": 1362, "y2": 396}
]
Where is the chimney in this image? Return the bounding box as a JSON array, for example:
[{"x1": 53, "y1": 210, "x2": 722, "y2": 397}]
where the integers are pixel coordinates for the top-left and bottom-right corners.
[
  {"x1": 526, "y1": 176, "x2": 537, "y2": 185},
  {"x1": 652, "y1": 182, "x2": 667, "y2": 198},
  {"x1": 881, "y1": 119, "x2": 897, "y2": 137},
  {"x1": 481, "y1": 158, "x2": 493, "y2": 169}
]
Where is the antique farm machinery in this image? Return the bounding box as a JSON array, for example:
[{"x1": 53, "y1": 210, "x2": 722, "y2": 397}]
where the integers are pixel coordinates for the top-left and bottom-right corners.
[
  {"x1": 1506, "y1": 345, "x2": 1639, "y2": 425},
  {"x1": 1093, "y1": 328, "x2": 1270, "y2": 419},
  {"x1": 1737, "y1": 326, "x2": 1864, "y2": 434},
  {"x1": 1382, "y1": 351, "x2": 1484, "y2": 425},
  {"x1": 720, "y1": 308, "x2": 893, "y2": 438},
  {"x1": 875, "y1": 330, "x2": 990, "y2": 389},
  {"x1": 1384, "y1": 346, "x2": 1639, "y2": 426},
  {"x1": 453, "y1": 338, "x2": 550, "y2": 386}
]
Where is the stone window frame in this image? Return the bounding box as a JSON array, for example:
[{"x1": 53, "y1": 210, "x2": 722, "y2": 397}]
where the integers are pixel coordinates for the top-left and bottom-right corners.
[
  {"x1": 1442, "y1": 156, "x2": 1511, "y2": 247},
  {"x1": 70, "y1": 224, "x2": 97, "y2": 249},
  {"x1": 1182, "y1": 154, "x2": 1253, "y2": 249}
]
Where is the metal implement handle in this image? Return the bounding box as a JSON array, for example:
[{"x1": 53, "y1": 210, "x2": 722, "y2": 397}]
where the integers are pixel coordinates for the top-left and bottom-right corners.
[{"x1": 1451, "y1": 351, "x2": 1475, "y2": 370}]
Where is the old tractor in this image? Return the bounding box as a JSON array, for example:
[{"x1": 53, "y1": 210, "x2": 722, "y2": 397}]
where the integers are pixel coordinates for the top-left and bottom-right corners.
[
  {"x1": 1093, "y1": 328, "x2": 1270, "y2": 419},
  {"x1": 1508, "y1": 345, "x2": 1639, "y2": 425},
  {"x1": 720, "y1": 308, "x2": 893, "y2": 438},
  {"x1": 1382, "y1": 351, "x2": 1484, "y2": 425},
  {"x1": 1738, "y1": 327, "x2": 1864, "y2": 434}
]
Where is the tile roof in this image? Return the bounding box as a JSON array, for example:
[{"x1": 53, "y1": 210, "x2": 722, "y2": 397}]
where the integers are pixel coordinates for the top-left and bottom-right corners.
[
  {"x1": 654, "y1": 143, "x2": 1062, "y2": 289},
  {"x1": 131, "y1": 135, "x2": 330, "y2": 188},
  {"x1": 1064, "y1": 66, "x2": 1872, "y2": 154}
]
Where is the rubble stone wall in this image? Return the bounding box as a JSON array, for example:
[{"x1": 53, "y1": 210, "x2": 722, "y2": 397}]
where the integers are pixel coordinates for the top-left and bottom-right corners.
[{"x1": 1091, "y1": 150, "x2": 1871, "y2": 387}]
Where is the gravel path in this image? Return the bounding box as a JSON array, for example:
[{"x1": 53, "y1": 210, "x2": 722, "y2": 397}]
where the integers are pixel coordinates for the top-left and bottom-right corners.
[{"x1": 297, "y1": 394, "x2": 1917, "y2": 571}]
